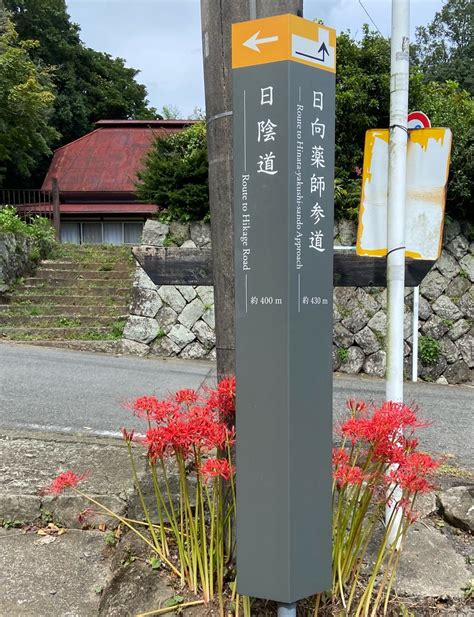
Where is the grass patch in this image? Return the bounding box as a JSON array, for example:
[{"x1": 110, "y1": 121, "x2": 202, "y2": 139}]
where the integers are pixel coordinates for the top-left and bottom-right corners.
[{"x1": 56, "y1": 317, "x2": 82, "y2": 327}]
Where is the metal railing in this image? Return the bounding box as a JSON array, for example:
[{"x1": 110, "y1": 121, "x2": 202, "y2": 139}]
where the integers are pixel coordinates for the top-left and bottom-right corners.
[
  {"x1": 0, "y1": 179, "x2": 61, "y2": 240},
  {"x1": 0, "y1": 189, "x2": 54, "y2": 220}
]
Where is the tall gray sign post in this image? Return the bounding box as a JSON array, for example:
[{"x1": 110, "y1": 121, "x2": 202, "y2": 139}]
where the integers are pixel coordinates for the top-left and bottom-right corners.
[{"x1": 232, "y1": 14, "x2": 336, "y2": 603}]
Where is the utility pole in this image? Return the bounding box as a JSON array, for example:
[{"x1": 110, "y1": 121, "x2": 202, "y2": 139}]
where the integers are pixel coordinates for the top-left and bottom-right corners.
[
  {"x1": 385, "y1": 0, "x2": 410, "y2": 544},
  {"x1": 200, "y1": 0, "x2": 303, "y2": 379}
]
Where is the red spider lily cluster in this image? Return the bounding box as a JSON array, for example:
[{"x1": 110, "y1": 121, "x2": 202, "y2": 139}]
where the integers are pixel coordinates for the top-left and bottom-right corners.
[
  {"x1": 333, "y1": 399, "x2": 439, "y2": 510},
  {"x1": 44, "y1": 470, "x2": 88, "y2": 494},
  {"x1": 124, "y1": 378, "x2": 236, "y2": 481},
  {"x1": 332, "y1": 399, "x2": 440, "y2": 615}
]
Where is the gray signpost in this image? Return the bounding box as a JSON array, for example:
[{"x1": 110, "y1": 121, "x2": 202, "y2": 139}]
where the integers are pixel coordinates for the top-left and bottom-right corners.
[{"x1": 232, "y1": 14, "x2": 336, "y2": 604}]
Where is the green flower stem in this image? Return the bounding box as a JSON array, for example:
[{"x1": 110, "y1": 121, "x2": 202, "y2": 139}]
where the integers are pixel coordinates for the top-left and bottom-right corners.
[
  {"x1": 148, "y1": 459, "x2": 169, "y2": 554},
  {"x1": 126, "y1": 441, "x2": 162, "y2": 553},
  {"x1": 177, "y1": 456, "x2": 207, "y2": 599}
]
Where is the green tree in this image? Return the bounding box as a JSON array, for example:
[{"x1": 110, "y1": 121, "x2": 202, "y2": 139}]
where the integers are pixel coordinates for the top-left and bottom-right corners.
[
  {"x1": 415, "y1": 0, "x2": 473, "y2": 95},
  {"x1": 412, "y1": 76, "x2": 473, "y2": 219},
  {"x1": 136, "y1": 122, "x2": 209, "y2": 223},
  {"x1": 0, "y1": 8, "x2": 57, "y2": 185},
  {"x1": 335, "y1": 28, "x2": 391, "y2": 181},
  {"x1": 160, "y1": 104, "x2": 181, "y2": 120},
  {"x1": 5, "y1": 0, "x2": 156, "y2": 147}
]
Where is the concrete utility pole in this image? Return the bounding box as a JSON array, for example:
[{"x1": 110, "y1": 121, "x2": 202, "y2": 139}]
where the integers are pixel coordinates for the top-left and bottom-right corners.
[
  {"x1": 200, "y1": 0, "x2": 303, "y2": 379},
  {"x1": 385, "y1": 0, "x2": 410, "y2": 544}
]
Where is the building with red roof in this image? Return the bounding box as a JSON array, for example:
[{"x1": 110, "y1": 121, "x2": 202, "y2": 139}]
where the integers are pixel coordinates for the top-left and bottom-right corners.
[{"x1": 41, "y1": 119, "x2": 193, "y2": 244}]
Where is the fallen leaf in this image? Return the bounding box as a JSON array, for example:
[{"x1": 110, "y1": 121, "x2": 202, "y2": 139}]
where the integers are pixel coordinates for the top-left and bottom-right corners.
[
  {"x1": 37, "y1": 529, "x2": 48, "y2": 536},
  {"x1": 98, "y1": 522, "x2": 107, "y2": 532},
  {"x1": 57, "y1": 528, "x2": 67, "y2": 536}
]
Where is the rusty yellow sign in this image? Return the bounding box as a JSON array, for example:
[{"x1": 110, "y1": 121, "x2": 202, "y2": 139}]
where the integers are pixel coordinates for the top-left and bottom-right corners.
[
  {"x1": 356, "y1": 128, "x2": 452, "y2": 260},
  {"x1": 232, "y1": 14, "x2": 336, "y2": 72}
]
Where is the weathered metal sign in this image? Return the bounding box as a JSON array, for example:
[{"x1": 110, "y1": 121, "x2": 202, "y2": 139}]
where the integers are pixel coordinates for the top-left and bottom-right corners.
[
  {"x1": 356, "y1": 127, "x2": 452, "y2": 260},
  {"x1": 232, "y1": 14, "x2": 335, "y2": 603}
]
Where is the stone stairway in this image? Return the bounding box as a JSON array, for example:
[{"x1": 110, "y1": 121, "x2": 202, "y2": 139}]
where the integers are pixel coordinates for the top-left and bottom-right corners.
[{"x1": 0, "y1": 244, "x2": 134, "y2": 351}]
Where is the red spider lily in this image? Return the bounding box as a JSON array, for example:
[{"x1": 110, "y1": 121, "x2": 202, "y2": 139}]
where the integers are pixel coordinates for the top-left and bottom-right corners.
[
  {"x1": 166, "y1": 411, "x2": 228, "y2": 456},
  {"x1": 334, "y1": 464, "x2": 365, "y2": 487},
  {"x1": 143, "y1": 426, "x2": 171, "y2": 460},
  {"x1": 207, "y1": 376, "x2": 236, "y2": 417},
  {"x1": 77, "y1": 507, "x2": 94, "y2": 525},
  {"x1": 341, "y1": 401, "x2": 427, "y2": 457},
  {"x1": 340, "y1": 416, "x2": 372, "y2": 444},
  {"x1": 44, "y1": 470, "x2": 88, "y2": 495},
  {"x1": 175, "y1": 389, "x2": 199, "y2": 405},
  {"x1": 121, "y1": 427, "x2": 135, "y2": 443},
  {"x1": 332, "y1": 447, "x2": 350, "y2": 467},
  {"x1": 127, "y1": 396, "x2": 179, "y2": 423},
  {"x1": 389, "y1": 451, "x2": 439, "y2": 494},
  {"x1": 200, "y1": 458, "x2": 235, "y2": 482},
  {"x1": 346, "y1": 399, "x2": 368, "y2": 414}
]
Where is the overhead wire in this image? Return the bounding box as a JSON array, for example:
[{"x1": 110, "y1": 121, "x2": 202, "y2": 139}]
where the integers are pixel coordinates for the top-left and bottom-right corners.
[{"x1": 358, "y1": 0, "x2": 383, "y2": 35}]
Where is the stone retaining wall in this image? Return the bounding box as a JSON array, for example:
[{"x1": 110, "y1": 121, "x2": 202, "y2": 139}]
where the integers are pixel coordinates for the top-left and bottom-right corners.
[
  {"x1": 0, "y1": 231, "x2": 33, "y2": 294},
  {"x1": 122, "y1": 218, "x2": 473, "y2": 384}
]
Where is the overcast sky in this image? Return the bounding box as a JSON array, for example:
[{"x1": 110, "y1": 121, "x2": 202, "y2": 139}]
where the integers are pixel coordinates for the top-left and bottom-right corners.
[{"x1": 66, "y1": 0, "x2": 444, "y2": 118}]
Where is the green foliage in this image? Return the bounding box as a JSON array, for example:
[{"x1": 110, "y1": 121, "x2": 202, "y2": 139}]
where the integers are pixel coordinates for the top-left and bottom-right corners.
[
  {"x1": 320, "y1": 24, "x2": 473, "y2": 221},
  {"x1": 3, "y1": 0, "x2": 156, "y2": 185},
  {"x1": 335, "y1": 28, "x2": 390, "y2": 181},
  {"x1": 160, "y1": 104, "x2": 181, "y2": 119},
  {"x1": 104, "y1": 531, "x2": 117, "y2": 547},
  {"x1": 334, "y1": 177, "x2": 362, "y2": 220},
  {"x1": 338, "y1": 347, "x2": 349, "y2": 363},
  {"x1": 0, "y1": 10, "x2": 57, "y2": 185},
  {"x1": 414, "y1": 0, "x2": 473, "y2": 95},
  {"x1": 136, "y1": 122, "x2": 209, "y2": 223},
  {"x1": 0, "y1": 206, "x2": 56, "y2": 258},
  {"x1": 419, "y1": 336, "x2": 441, "y2": 366},
  {"x1": 411, "y1": 78, "x2": 473, "y2": 219}
]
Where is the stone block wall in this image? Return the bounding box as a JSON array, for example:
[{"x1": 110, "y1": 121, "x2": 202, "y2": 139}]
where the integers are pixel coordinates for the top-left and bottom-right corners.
[
  {"x1": 122, "y1": 221, "x2": 216, "y2": 360},
  {"x1": 0, "y1": 231, "x2": 33, "y2": 294},
  {"x1": 122, "y1": 218, "x2": 473, "y2": 384}
]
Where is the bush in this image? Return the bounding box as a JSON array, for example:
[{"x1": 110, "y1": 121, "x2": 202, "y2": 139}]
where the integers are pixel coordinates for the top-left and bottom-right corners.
[
  {"x1": 0, "y1": 206, "x2": 55, "y2": 259},
  {"x1": 136, "y1": 122, "x2": 209, "y2": 223},
  {"x1": 419, "y1": 335, "x2": 441, "y2": 366}
]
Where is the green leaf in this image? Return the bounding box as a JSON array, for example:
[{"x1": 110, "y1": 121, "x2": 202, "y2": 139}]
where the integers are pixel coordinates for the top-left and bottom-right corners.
[
  {"x1": 149, "y1": 556, "x2": 161, "y2": 570},
  {"x1": 163, "y1": 595, "x2": 184, "y2": 608}
]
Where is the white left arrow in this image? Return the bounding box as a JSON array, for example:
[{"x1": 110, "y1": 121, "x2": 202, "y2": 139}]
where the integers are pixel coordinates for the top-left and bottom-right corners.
[{"x1": 243, "y1": 31, "x2": 279, "y2": 52}]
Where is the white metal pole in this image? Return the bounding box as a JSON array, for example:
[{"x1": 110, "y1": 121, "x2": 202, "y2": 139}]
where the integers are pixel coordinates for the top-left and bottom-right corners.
[
  {"x1": 278, "y1": 603, "x2": 297, "y2": 617},
  {"x1": 412, "y1": 286, "x2": 419, "y2": 382},
  {"x1": 385, "y1": 0, "x2": 410, "y2": 546}
]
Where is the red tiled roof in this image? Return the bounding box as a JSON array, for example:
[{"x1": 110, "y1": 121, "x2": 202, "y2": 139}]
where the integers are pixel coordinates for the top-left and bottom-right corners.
[{"x1": 42, "y1": 120, "x2": 194, "y2": 193}]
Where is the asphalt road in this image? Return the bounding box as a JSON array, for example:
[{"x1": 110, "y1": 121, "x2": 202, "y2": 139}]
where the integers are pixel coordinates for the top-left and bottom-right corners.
[{"x1": 1, "y1": 342, "x2": 472, "y2": 467}]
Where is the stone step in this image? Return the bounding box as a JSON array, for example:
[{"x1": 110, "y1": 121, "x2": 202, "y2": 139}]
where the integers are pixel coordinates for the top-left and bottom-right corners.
[
  {"x1": 13, "y1": 286, "x2": 132, "y2": 298},
  {"x1": 0, "y1": 304, "x2": 128, "y2": 316},
  {"x1": 33, "y1": 269, "x2": 133, "y2": 280},
  {"x1": 0, "y1": 314, "x2": 126, "y2": 326},
  {"x1": 40, "y1": 260, "x2": 133, "y2": 272},
  {"x1": 22, "y1": 278, "x2": 131, "y2": 289},
  {"x1": 0, "y1": 325, "x2": 124, "y2": 340},
  {"x1": 11, "y1": 294, "x2": 130, "y2": 305}
]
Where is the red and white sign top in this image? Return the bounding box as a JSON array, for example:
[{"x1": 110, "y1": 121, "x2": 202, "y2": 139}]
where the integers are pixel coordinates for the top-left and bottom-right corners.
[{"x1": 407, "y1": 111, "x2": 431, "y2": 129}]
